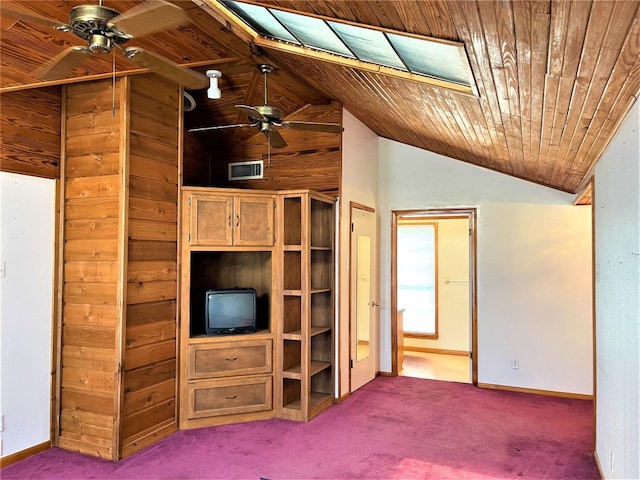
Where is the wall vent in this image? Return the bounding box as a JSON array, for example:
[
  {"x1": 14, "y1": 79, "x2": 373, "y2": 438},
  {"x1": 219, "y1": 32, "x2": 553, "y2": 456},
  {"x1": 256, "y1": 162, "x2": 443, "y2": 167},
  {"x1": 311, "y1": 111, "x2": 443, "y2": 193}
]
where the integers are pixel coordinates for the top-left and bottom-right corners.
[{"x1": 228, "y1": 160, "x2": 263, "y2": 181}]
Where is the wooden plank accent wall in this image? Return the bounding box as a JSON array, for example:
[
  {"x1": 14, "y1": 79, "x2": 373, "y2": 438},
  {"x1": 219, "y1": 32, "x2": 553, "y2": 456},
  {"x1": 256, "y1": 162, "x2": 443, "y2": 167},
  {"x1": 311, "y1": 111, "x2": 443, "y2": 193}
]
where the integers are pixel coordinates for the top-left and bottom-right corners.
[
  {"x1": 58, "y1": 75, "x2": 180, "y2": 461},
  {"x1": 0, "y1": 87, "x2": 62, "y2": 178},
  {"x1": 185, "y1": 102, "x2": 342, "y2": 194},
  {"x1": 59, "y1": 79, "x2": 123, "y2": 460},
  {"x1": 183, "y1": 132, "x2": 212, "y2": 186},
  {"x1": 121, "y1": 75, "x2": 179, "y2": 458}
]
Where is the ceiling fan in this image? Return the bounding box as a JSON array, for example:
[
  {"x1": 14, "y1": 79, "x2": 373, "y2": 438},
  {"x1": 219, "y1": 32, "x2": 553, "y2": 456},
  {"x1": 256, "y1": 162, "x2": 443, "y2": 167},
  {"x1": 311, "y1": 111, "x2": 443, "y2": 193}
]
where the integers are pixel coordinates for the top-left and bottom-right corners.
[
  {"x1": 1, "y1": 1, "x2": 208, "y2": 89},
  {"x1": 188, "y1": 64, "x2": 343, "y2": 149}
]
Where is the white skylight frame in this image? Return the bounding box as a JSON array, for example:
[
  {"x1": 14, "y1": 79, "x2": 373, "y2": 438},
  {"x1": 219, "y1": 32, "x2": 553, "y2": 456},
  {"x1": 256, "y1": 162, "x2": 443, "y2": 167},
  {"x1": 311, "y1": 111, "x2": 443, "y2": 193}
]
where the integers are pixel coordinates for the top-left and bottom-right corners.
[{"x1": 218, "y1": 0, "x2": 478, "y2": 95}]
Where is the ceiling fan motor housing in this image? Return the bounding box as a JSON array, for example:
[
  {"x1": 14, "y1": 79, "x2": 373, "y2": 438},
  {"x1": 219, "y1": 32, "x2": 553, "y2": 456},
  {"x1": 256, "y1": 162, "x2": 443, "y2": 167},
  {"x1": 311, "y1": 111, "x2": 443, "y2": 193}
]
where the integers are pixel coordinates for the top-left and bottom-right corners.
[
  {"x1": 69, "y1": 5, "x2": 130, "y2": 53},
  {"x1": 253, "y1": 105, "x2": 284, "y2": 122}
]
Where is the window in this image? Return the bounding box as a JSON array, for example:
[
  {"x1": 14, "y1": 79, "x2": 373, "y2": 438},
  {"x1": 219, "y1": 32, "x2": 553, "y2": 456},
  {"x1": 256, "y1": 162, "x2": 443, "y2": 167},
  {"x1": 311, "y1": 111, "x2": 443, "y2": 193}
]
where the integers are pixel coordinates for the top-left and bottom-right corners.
[
  {"x1": 219, "y1": 0, "x2": 477, "y2": 95},
  {"x1": 397, "y1": 221, "x2": 437, "y2": 337}
]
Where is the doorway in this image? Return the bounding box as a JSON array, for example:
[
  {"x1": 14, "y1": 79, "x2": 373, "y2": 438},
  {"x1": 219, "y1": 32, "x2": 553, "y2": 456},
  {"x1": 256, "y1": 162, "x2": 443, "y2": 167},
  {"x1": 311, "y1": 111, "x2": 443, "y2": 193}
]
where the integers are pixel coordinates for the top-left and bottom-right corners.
[
  {"x1": 391, "y1": 209, "x2": 477, "y2": 385},
  {"x1": 349, "y1": 202, "x2": 378, "y2": 392}
]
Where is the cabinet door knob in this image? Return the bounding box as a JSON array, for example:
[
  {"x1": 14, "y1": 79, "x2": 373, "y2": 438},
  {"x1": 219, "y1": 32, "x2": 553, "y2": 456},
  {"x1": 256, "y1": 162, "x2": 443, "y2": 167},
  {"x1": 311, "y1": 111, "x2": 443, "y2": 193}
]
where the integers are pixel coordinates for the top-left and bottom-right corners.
[
  {"x1": 225, "y1": 357, "x2": 238, "y2": 362},
  {"x1": 228, "y1": 215, "x2": 232, "y2": 227},
  {"x1": 224, "y1": 395, "x2": 238, "y2": 400},
  {"x1": 236, "y1": 214, "x2": 240, "y2": 227}
]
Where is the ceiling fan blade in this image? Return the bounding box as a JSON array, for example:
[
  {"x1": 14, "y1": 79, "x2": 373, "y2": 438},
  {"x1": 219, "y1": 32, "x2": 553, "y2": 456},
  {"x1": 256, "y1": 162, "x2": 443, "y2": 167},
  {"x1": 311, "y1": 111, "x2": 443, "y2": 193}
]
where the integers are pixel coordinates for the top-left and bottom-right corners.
[
  {"x1": 108, "y1": 1, "x2": 187, "y2": 38},
  {"x1": 236, "y1": 105, "x2": 269, "y2": 122},
  {"x1": 124, "y1": 47, "x2": 208, "y2": 90},
  {"x1": 35, "y1": 46, "x2": 91, "y2": 81},
  {"x1": 280, "y1": 121, "x2": 344, "y2": 133},
  {"x1": 188, "y1": 122, "x2": 258, "y2": 133},
  {"x1": 264, "y1": 128, "x2": 288, "y2": 149},
  {"x1": 0, "y1": 5, "x2": 69, "y2": 30}
]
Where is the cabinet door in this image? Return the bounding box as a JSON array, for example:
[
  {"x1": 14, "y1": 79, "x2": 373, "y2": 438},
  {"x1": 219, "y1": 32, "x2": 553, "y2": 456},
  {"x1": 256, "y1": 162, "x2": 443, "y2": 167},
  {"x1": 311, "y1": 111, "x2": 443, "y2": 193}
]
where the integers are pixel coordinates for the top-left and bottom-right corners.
[
  {"x1": 190, "y1": 195, "x2": 233, "y2": 246},
  {"x1": 234, "y1": 196, "x2": 275, "y2": 246}
]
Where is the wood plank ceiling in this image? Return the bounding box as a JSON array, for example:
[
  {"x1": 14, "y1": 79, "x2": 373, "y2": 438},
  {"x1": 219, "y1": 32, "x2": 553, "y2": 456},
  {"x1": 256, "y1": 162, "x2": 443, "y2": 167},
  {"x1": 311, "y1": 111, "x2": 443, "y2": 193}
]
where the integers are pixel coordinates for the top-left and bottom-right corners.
[{"x1": 1, "y1": 0, "x2": 639, "y2": 193}]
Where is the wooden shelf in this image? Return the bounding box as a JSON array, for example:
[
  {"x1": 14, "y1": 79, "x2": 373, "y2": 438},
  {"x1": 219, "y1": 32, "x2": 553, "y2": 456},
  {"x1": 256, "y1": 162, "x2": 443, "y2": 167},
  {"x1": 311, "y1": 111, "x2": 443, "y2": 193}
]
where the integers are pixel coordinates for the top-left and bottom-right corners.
[
  {"x1": 283, "y1": 289, "x2": 302, "y2": 296},
  {"x1": 310, "y1": 391, "x2": 332, "y2": 409},
  {"x1": 282, "y1": 392, "x2": 332, "y2": 417},
  {"x1": 282, "y1": 368, "x2": 303, "y2": 380},
  {"x1": 282, "y1": 399, "x2": 302, "y2": 411},
  {"x1": 310, "y1": 361, "x2": 331, "y2": 376},
  {"x1": 310, "y1": 288, "x2": 331, "y2": 295},
  {"x1": 283, "y1": 326, "x2": 330, "y2": 339},
  {"x1": 190, "y1": 330, "x2": 272, "y2": 343},
  {"x1": 283, "y1": 289, "x2": 330, "y2": 295},
  {"x1": 282, "y1": 360, "x2": 330, "y2": 380},
  {"x1": 311, "y1": 326, "x2": 331, "y2": 337},
  {"x1": 283, "y1": 332, "x2": 302, "y2": 340}
]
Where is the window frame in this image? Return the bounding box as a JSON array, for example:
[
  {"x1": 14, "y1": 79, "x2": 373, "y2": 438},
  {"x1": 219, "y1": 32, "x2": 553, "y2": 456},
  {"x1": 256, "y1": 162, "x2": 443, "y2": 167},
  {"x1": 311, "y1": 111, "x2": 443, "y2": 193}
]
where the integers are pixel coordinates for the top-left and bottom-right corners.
[
  {"x1": 397, "y1": 219, "x2": 439, "y2": 339},
  {"x1": 216, "y1": 0, "x2": 478, "y2": 95}
]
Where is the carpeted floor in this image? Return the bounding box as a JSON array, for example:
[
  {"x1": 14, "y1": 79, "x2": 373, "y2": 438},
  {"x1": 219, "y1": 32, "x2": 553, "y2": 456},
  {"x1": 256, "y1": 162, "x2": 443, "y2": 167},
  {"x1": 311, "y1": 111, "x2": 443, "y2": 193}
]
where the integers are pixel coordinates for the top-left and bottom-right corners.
[{"x1": 2, "y1": 376, "x2": 598, "y2": 479}]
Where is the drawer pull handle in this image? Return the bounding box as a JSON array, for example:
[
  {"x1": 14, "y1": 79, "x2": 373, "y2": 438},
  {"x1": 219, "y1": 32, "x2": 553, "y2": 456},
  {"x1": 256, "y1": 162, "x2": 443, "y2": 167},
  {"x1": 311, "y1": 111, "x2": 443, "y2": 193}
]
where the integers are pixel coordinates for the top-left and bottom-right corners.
[
  {"x1": 225, "y1": 357, "x2": 238, "y2": 362},
  {"x1": 225, "y1": 395, "x2": 238, "y2": 400}
]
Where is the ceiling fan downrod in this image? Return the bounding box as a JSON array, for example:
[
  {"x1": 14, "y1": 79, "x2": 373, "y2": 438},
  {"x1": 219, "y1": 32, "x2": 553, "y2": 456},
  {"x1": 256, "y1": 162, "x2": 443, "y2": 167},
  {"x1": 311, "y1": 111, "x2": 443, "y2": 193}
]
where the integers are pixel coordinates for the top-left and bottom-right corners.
[{"x1": 260, "y1": 64, "x2": 274, "y2": 105}]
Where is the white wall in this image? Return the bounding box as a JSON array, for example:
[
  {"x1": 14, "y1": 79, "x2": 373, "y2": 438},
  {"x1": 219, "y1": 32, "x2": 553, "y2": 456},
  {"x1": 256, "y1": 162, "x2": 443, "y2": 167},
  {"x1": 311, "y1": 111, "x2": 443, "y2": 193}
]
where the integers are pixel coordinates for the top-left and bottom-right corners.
[
  {"x1": 378, "y1": 141, "x2": 593, "y2": 395},
  {"x1": 593, "y1": 99, "x2": 639, "y2": 480},
  {"x1": 0, "y1": 172, "x2": 55, "y2": 457},
  {"x1": 403, "y1": 217, "x2": 470, "y2": 352},
  {"x1": 338, "y1": 109, "x2": 379, "y2": 398}
]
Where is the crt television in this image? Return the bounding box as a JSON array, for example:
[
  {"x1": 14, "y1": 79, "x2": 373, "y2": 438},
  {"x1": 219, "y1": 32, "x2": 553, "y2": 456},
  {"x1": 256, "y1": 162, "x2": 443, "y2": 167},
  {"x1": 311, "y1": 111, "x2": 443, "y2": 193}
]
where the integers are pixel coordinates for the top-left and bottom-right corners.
[{"x1": 204, "y1": 288, "x2": 257, "y2": 335}]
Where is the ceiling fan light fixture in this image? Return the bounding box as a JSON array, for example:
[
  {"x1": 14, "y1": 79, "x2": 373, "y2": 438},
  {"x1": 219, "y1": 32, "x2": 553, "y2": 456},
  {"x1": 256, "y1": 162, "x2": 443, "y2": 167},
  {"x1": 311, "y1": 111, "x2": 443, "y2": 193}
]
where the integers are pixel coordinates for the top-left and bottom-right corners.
[
  {"x1": 206, "y1": 70, "x2": 222, "y2": 99},
  {"x1": 88, "y1": 34, "x2": 112, "y2": 54}
]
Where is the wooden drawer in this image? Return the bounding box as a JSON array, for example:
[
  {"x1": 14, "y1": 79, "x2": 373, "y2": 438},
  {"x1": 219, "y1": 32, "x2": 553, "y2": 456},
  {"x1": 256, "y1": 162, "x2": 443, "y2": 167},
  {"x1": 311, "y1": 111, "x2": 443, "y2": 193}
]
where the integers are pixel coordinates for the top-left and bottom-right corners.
[
  {"x1": 188, "y1": 339, "x2": 272, "y2": 379},
  {"x1": 188, "y1": 375, "x2": 272, "y2": 419}
]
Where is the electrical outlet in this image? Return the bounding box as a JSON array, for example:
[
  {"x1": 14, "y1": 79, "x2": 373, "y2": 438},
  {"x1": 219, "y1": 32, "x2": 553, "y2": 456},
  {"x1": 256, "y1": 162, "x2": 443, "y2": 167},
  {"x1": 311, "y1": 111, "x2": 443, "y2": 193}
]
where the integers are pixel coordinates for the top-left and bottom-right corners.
[
  {"x1": 0, "y1": 414, "x2": 4, "y2": 432},
  {"x1": 511, "y1": 358, "x2": 519, "y2": 370}
]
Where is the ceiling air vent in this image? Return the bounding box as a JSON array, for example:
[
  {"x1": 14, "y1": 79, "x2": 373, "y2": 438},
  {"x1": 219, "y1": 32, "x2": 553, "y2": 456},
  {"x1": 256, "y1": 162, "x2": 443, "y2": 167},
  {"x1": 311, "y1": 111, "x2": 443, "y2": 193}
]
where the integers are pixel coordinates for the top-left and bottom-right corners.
[{"x1": 228, "y1": 160, "x2": 264, "y2": 181}]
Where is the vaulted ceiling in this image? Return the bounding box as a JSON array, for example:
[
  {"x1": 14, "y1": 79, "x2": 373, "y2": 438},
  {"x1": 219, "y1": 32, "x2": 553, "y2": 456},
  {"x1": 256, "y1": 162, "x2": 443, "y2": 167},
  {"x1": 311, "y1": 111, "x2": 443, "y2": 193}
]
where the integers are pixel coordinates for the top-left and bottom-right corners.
[{"x1": 1, "y1": 0, "x2": 639, "y2": 193}]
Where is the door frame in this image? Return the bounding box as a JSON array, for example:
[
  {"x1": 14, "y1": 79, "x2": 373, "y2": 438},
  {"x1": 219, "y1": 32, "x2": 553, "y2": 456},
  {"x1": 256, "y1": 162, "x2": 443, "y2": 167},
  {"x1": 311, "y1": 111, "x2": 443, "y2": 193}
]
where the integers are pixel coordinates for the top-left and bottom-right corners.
[
  {"x1": 349, "y1": 201, "x2": 377, "y2": 393},
  {"x1": 575, "y1": 178, "x2": 596, "y2": 446},
  {"x1": 391, "y1": 208, "x2": 478, "y2": 385}
]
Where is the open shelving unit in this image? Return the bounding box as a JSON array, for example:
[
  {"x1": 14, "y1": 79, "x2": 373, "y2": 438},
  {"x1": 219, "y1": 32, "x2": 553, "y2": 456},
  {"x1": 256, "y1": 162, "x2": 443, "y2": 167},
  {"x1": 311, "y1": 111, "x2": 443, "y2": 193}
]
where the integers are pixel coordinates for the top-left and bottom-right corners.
[{"x1": 277, "y1": 191, "x2": 335, "y2": 421}]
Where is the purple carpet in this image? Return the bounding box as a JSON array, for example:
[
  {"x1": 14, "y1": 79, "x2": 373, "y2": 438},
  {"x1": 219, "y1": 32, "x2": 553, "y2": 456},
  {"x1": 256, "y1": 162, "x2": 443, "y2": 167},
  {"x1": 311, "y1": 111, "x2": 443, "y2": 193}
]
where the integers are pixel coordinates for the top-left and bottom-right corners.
[{"x1": 2, "y1": 376, "x2": 598, "y2": 479}]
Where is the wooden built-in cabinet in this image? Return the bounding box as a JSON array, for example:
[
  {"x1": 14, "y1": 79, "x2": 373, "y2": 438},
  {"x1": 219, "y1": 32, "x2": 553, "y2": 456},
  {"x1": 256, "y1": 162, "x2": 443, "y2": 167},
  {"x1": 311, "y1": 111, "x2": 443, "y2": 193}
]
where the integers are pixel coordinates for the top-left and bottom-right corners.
[
  {"x1": 188, "y1": 193, "x2": 275, "y2": 246},
  {"x1": 180, "y1": 187, "x2": 277, "y2": 429},
  {"x1": 179, "y1": 187, "x2": 335, "y2": 429}
]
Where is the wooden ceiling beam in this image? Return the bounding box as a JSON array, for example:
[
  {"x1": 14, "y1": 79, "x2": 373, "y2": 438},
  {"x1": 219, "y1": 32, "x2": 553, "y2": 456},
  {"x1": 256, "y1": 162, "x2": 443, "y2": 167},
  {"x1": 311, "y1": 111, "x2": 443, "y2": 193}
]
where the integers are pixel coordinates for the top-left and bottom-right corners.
[{"x1": 0, "y1": 57, "x2": 244, "y2": 94}]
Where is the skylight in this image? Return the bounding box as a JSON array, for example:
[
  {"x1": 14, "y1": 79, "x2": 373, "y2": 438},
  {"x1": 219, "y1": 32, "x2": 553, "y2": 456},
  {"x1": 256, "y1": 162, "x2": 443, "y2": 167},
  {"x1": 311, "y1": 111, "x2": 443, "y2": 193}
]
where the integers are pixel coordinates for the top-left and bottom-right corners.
[{"x1": 219, "y1": 0, "x2": 477, "y2": 94}]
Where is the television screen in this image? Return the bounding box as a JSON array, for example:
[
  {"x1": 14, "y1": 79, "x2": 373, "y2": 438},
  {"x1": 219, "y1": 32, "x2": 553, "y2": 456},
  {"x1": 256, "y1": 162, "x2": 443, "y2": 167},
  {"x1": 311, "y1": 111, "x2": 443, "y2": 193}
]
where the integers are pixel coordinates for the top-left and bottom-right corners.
[{"x1": 205, "y1": 288, "x2": 256, "y2": 335}]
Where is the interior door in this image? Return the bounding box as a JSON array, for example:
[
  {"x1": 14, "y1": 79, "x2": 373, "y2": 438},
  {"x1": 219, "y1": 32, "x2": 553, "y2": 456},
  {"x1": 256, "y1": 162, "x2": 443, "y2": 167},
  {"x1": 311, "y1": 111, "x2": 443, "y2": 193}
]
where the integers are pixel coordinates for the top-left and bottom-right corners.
[
  {"x1": 391, "y1": 209, "x2": 477, "y2": 384},
  {"x1": 350, "y1": 205, "x2": 378, "y2": 391}
]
